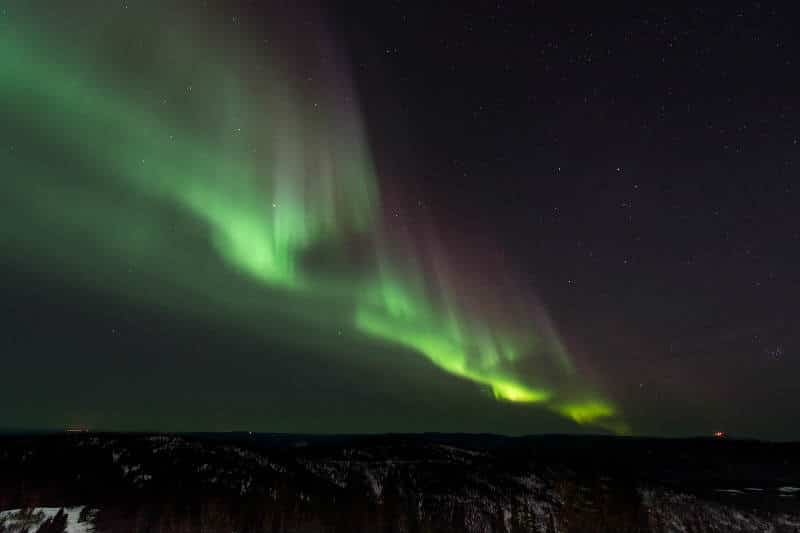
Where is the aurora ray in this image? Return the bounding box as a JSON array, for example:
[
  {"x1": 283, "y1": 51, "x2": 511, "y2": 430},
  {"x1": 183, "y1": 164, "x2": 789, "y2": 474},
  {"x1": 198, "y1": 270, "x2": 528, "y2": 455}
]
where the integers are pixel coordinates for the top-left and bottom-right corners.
[{"x1": 0, "y1": 0, "x2": 625, "y2": 432}]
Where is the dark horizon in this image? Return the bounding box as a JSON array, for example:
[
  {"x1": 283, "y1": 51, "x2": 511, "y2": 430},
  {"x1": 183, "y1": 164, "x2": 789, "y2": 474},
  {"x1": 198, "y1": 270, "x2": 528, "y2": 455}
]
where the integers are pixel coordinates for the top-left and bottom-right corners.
[{"x1": 0, "y1": 428, "x2": 784, "y2": 445}]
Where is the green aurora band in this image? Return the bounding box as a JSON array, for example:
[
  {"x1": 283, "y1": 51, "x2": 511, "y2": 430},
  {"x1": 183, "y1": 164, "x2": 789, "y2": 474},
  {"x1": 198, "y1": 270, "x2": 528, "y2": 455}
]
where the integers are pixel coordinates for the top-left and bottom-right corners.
[{"x1": 0, "y1": 1, "x2": 626, "y2": 433}]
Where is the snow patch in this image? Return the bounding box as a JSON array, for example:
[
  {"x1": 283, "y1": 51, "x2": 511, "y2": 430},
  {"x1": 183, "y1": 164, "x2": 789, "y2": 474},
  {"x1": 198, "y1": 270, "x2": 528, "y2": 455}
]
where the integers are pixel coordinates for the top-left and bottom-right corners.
[
  {"x1": 0, "y1": 506, "x2": 94, "y2": 533},
  {"x1": 714, "y1": 489, "x2": 744, "y2": 495}
]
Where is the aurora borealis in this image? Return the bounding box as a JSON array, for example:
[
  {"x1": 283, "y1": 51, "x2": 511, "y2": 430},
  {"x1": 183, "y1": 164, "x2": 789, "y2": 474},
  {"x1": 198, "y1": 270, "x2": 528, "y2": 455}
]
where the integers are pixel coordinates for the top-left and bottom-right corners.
[
  {"x1": 0, "y1": 0, "x2": 621, "y2": 433},
  {"x1": 4, "y1": 2, "x2": 798, "y2": 439}
]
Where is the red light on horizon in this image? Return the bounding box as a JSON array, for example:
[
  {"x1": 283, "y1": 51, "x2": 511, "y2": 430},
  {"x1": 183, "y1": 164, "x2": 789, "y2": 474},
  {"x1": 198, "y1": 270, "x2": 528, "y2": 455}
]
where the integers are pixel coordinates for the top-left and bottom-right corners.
[{"x1": 713, "y1": 431, "x2": 726, "y2": 439}]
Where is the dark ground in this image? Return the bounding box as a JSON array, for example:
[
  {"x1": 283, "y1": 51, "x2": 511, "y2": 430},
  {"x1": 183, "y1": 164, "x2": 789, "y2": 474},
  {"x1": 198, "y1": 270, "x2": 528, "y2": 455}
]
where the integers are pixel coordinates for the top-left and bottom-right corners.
[{"x1": 1, "y1": 432, "x2": 798, "y2": 532}]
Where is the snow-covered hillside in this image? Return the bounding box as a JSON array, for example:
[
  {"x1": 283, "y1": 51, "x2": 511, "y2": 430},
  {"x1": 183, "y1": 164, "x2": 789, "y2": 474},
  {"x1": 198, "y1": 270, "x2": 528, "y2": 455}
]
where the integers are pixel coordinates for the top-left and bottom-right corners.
[
  {"x1": 0, "y1": 433, "x2": 798, "y2": 532},
  {"x1": 0, "y1": 507, "x2": 94, "y2": 533}
]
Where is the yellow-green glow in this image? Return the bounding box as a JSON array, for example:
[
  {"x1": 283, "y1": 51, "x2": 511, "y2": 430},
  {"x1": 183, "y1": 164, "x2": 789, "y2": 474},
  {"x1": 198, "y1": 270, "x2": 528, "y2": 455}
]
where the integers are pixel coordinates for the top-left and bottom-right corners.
[
  {"x1": 557, "y1": 401, "x2": 616, "y2": 425},
  {"x1": 355, "y1": 273, "x2": 552, "y2": 404}
]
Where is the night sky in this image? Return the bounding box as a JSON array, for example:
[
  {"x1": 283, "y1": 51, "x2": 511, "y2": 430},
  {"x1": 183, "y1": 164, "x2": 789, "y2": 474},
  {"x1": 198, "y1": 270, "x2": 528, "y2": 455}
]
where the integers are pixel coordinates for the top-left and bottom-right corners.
[{"x1": 1, "y1": 1, "x2": 798, "y2": 439}]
